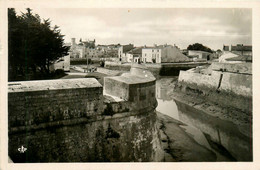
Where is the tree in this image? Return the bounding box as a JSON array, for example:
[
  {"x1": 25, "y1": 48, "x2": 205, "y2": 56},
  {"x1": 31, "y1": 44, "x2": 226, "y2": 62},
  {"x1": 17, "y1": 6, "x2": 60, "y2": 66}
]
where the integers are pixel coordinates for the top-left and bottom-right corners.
[
  {"x1": 8, "y1": 8, "x2": 69, "y2": 81},
  {"x1": 187, "y1": 43, "x2": 213, "y2": 53}
]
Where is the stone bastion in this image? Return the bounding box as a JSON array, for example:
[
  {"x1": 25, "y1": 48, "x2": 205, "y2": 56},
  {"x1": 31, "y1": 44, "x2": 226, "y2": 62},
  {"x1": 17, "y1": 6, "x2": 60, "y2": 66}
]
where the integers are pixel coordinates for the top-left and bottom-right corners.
[
  {"x1": 8, "y1": 64, "x2": 163, "y2": 162},
  {"x1": 174, "y1": 62, "x2": 252, "y2": 161}
]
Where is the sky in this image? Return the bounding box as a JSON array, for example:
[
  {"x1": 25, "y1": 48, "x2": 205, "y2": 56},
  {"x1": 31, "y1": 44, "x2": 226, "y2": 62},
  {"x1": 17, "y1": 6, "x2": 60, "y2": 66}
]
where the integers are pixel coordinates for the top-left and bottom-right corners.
[{"x1": 13, "y1": 8, "x2": 252, "y2": 50}]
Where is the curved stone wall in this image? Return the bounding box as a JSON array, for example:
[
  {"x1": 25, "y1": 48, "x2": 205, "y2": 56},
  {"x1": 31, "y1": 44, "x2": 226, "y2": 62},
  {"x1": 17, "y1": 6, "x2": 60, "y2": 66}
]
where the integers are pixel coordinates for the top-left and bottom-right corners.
[{"x1": 8, "y1": 66, "x2": 162, "y2": 162}]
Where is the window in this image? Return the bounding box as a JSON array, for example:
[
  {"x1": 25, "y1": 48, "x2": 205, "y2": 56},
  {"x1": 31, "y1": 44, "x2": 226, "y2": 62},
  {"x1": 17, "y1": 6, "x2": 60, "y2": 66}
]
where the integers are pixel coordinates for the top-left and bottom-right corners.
[
  {"x1": 145, "y1": 53, "x2": 147, "y2": 56},
  {"x1": 152, "y1": 50, "x2": 154, "y2": 52}
]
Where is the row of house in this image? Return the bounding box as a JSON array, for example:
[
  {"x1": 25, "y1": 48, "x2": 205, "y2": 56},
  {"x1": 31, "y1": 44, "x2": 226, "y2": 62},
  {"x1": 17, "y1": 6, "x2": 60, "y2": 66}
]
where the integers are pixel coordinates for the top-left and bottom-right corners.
[
  {"x1": 67, "y1": 38, "x2": 120, "y2": 59},
  {"x1": 66, "y1": 38, "x2": 252, "y2": 64},
  {"x1": 118, "y1": 44, "x2": 189, "y2": 64}
]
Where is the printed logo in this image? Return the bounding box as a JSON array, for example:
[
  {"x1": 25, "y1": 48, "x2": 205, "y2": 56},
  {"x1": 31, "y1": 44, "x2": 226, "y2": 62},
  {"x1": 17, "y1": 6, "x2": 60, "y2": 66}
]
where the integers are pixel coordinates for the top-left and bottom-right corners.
[{"x1": 18, "y1": 146, "x2": 27, "y2": 153}]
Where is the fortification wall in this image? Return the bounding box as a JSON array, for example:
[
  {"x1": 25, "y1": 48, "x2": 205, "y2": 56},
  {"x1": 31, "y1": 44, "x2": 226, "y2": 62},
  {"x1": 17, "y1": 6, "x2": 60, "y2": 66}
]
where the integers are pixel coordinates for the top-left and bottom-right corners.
[
  {"x1": 174, "y1": 62, "x2": 252, "y2": 161},
  {"x1": 8, "y1": 79, "x2": 103, "y2": 128},
  {"x1": 104, "y1": 61, "x2": 208, "y2": 77},
  {"x1": 176, "y1": 62, "x2": 252, "y2": 113},
  {"x1": 8, "y1": 66, "x2": 162, "y2": 162}
]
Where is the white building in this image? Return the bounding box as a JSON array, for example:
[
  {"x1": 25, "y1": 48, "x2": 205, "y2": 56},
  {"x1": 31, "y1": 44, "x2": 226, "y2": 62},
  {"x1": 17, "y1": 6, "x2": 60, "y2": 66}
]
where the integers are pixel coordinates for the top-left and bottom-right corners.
[
  {"x1": 118, "y1": 44, "x2": 134, "y2": 62},
  {"x1": 142, "y1": 47, "x2": 161, "y2": 63},
  {"x1": 125, "y1": 47, "x2": 143, "y2": 63},
  {"x1": 188, "y1": 50, "x2": 211, "y2": 60},
  {"x1": 50, "y1": 54, "x2": 70, "y2": 72},
  {"x1": 142, "y1": 45, "x2": 189, "y2": 63}
]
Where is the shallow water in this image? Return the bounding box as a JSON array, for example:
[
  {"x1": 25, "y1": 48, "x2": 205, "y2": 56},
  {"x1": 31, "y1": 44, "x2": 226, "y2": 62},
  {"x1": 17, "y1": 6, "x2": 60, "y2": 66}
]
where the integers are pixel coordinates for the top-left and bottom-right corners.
[
  {"x1": 156, "y1": 79, "x2": 212, "y2": 150},
  {"x1": 155, "y1": 77, "x2": 236, "y2": 161}
]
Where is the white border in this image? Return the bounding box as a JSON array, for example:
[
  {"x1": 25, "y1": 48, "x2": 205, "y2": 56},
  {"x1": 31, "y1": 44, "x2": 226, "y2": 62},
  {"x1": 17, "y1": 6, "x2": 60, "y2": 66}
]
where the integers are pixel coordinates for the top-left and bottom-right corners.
[{"x1": 1, "y1": 1, "x2": 260, "y2": 170}]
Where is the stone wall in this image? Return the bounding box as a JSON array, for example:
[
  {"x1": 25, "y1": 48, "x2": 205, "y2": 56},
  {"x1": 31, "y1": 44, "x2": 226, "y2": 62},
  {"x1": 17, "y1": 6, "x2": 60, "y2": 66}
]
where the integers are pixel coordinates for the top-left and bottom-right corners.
[
  {"x1": 8, "y1": 79, "x2": 103, "y2": 128},
  {"x1": 104, "y1": 64, "x2": 157, "y2": 115},
  {"x1": 174, "y1": 62, "x2": 253, "y2": 161},
  {"x1": 104, "y1": 61, "x2": 208, "y2": 78},
  {"x1": 177, "y1": 62, "x2": 252, "y2": 113},
  {"x1": 8, "y1": 66, "x2": 162, "y2": 162}
]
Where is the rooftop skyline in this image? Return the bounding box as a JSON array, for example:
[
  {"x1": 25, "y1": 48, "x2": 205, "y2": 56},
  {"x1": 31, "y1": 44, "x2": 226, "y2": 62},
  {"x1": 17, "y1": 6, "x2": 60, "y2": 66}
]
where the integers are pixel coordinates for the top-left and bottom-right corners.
[{"x1": 13, "y1": 8, "x2": 252, "y2": 50}]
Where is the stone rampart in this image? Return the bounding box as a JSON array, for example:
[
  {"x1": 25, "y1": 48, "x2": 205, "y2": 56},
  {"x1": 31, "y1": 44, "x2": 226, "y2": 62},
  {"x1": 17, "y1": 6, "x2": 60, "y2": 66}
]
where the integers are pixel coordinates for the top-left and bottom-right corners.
[
  {"x1": 8, "y1": 79, "x2": 103, "y2": 128},
  {"x1": 174, "y1": 62, "x2": 252, "y2": 161},
  {"x1": 103, "y1": 64, "x2": 157, "y2": 115},
  {"x1": 8, "y1": 65, "x2": 162, "y2": 162},
  {"x1": 176, "y1": 62, "x2": 252, "y2": 113}
]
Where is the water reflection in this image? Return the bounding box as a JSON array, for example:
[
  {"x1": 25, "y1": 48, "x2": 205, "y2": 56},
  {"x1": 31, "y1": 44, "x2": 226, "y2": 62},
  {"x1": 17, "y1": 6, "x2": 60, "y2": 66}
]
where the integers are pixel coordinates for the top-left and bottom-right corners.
[
  {"x1": 155, "y1": 78, "x2": 249, "y2": 161},
  {"x1": 156, "y1": 78, "x2": 211, "y2": 150},
  {"x1": 176, "y1": 100, "x2": 252, "y2": 161}
]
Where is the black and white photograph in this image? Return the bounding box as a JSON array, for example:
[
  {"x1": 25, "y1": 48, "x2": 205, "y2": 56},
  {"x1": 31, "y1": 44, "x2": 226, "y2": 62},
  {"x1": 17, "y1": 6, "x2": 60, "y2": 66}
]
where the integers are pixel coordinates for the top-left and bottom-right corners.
[{"x1": 1, "y1": 1, "x2": 260, "y2": 169}]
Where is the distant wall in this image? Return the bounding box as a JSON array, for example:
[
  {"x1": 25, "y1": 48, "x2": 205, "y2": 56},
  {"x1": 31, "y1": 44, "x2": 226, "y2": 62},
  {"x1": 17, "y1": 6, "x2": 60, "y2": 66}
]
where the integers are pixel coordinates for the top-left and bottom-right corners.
[
  {"x1": 104, "y1": 62, "x2": 208, "y2": 78},
  {"x1": 105, "y1": 61, "x2": 132, "y2": 71}
]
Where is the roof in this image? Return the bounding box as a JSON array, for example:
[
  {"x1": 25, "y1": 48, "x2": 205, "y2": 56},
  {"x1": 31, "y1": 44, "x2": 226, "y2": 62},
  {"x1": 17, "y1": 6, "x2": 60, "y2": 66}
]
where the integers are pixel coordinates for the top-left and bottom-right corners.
[
  {"x1": 161, "y1": 45, "x2": 189, "y2": 62},
  {"x1": 122, "y1": 44, "x2": 134, "y2": 53},
  {"x1": 142, "y1": 46, "x2": 157, "y2": 49},
  {"x1": 128, "y1": 47, "x2": 142, "y2": 54},
  {"x1": 142, "y1": 45, "x2": 172, "y2": 50},
  {"x1": 231, "y1": 45, "x2": 252, "y2": 51}
]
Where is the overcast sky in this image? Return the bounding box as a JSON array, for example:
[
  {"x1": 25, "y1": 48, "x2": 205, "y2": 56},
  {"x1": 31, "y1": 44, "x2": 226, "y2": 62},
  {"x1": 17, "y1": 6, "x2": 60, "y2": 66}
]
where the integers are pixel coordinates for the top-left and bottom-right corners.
[{"x1": 14, "y1": 8, "x2": 252, "y2": 50}]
